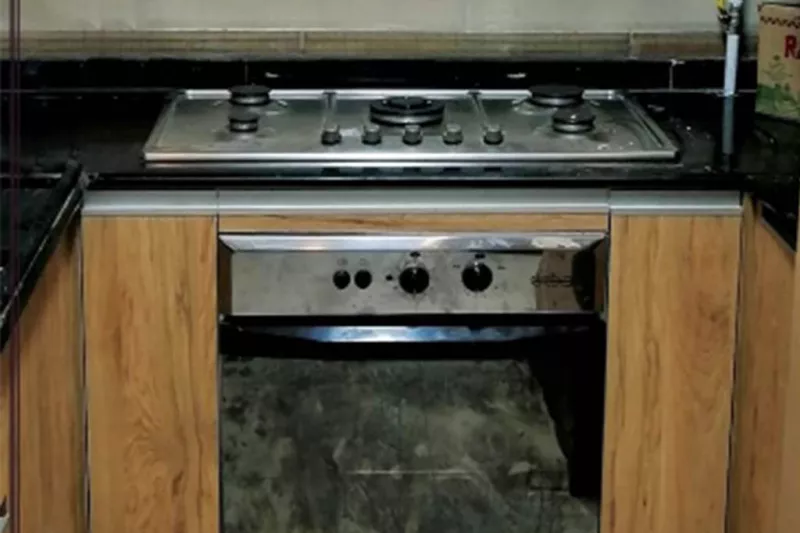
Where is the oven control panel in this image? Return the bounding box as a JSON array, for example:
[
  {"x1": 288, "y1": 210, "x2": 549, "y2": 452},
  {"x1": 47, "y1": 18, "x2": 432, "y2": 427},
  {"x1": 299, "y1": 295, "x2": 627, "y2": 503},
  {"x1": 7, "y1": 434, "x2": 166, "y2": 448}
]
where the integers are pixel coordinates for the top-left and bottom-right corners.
[{"x1": 219, "y1": 233, "x2": 606, "y2": 316}]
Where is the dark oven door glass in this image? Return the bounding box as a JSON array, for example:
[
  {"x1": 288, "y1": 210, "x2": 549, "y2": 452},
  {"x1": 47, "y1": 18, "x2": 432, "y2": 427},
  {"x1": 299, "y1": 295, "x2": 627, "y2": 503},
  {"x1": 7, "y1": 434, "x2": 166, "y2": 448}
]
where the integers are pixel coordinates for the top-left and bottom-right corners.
[{"x1": 219, "y1": 317, "x2": 605, "y2": 533}]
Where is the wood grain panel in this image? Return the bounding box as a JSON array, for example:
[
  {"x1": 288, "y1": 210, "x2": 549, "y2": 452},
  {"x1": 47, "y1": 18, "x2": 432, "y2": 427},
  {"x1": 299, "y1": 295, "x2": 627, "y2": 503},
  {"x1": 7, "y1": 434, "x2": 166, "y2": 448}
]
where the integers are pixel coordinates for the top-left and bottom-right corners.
[
  {"x1": 602, "y1": 215, "x2": 741, "y2": 533},
  {"x1": 220, "y1": 213, "x2": 609, "y2": 232},
  {"x1": 0, "y1": 221, "x2": 84, "y2": 533},
  {"x1": 776, "y1": 202, "x2": 800, "y2": 533},
  {"x1": 728, "y1": 200, "x2": 795, "y2": 533},
  {"x1": 83, "y1": 217, "x2": 218, "y2": 533}
]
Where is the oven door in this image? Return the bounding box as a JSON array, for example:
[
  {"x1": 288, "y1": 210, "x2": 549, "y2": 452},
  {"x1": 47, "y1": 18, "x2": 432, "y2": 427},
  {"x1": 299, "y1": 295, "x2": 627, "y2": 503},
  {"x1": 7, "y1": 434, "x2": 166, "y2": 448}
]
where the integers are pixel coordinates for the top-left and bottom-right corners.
[{"x1": 218, "y1": 233, "x2": 607, "y2": 533}]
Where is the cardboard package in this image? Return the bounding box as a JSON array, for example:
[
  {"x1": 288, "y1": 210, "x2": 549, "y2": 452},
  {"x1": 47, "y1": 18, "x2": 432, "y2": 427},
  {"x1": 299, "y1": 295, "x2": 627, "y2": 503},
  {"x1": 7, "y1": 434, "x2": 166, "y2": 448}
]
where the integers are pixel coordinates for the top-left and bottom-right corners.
[{"x1": 757, "y1": 2, "x2": 800, "y2": 121}]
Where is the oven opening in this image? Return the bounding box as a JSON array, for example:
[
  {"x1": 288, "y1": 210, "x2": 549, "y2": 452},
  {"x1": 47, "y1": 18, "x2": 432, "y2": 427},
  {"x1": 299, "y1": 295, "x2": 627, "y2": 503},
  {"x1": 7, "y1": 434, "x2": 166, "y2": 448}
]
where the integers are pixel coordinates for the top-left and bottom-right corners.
[{"x1": 219, "y1": 315, "x2": 605, "y2": 533}]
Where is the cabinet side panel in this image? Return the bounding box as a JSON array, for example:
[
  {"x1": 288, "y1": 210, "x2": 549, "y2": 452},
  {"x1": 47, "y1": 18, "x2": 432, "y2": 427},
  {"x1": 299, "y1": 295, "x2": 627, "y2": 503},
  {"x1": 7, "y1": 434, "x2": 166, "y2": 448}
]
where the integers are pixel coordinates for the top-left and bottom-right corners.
[
  {"x1": 83, "y1": 217, "x2": 218, "y2": 533},
  {"x1": 728, "y1": 200, "x2": 794, "y2": 533},
  {"x1": 602, "y1": 215, "x2": 740, "y2": 533},
  {"x1": 777, "y1": 205, "x2": 800, "y2": 533},
  {"x1": 1, "y1": 221, "x2": 84, "y2": 533}
]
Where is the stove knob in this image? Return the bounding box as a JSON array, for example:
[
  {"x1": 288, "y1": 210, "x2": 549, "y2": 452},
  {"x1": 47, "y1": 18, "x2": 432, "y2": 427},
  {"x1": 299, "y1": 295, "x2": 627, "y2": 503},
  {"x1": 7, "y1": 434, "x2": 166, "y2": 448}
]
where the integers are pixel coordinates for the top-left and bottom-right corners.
[
  {"x1": 362, "y1": 124, "x2": 382, "y2": 145},
  {"x1": 399, "y1": 266, "x2": 429, "y2": 295},
  {"x1": 462, "y1": 263, "x2": 493, "y2": 293},
  {"x1": 321, "y1": 124, "x2": 342, "y2": 146},
  {"x1": 442, "y1": 123, "x2": 463, "y2": 145},
  {"x1": 483, "y1": 125, "x2": 504, "y2": 145},
  {"x1": 402, "y1": 124, "x2": 423, "y2": 146},
  {"x1": 228, "y1": 109, "x2": 259, "y2": 133}
]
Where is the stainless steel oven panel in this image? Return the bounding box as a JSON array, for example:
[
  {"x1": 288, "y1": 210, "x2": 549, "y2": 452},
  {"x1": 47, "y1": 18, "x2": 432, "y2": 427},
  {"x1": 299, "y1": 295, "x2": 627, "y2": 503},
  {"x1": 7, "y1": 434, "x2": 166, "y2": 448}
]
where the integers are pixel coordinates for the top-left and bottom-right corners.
[{"x1": 219, "y1": 233, "x2": 607, "y2": 316}]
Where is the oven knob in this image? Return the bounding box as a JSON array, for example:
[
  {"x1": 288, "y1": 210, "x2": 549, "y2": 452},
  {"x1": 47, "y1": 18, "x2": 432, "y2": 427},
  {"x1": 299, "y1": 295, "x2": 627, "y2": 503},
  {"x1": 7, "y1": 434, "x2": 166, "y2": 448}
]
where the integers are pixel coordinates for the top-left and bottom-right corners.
[
  {"x1": 362, "y1": 124, "x2": 382, "y2": 145},
  {"x1": 321, "y1": 124, "x2": 342, "y2": 146},
  {"x1": 399, "y1": 266, "x2": 429, "y2": 295},
  {"x1": 332, "y1": 270, "x2": 350, "y2": 290},
  {"x1": 228, "y1": 109, "x2": 259, "y2": 133},
  {"x1": 483, "y1": 125, "x2": 504, "y2": 145},
  {"x1": 442, "y1": 123, "x2": 463, "y2": 145},
  {"x1": 402, "y1": 124, "x2": 423, "y2": 146},
  {"x1": 462, "y1": 263, "x2": 493, "y2": 293}
]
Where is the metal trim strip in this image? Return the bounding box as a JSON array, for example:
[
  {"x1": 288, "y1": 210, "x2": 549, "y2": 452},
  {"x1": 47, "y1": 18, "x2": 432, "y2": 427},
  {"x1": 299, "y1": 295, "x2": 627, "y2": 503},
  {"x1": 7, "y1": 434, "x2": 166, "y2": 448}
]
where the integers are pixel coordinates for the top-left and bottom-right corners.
[
  {"x1": 82, "y1": 190, "x2": 219, "y2": 216},
  {"x1": 610, "y1": 190, "x2": 742, "y2": 215},
  {"x1": 219, "y1": 232, "x2": 608, "y2": 252},
  {"x1": 82, "y1": 189, "x2": 742, "y2": 217}
]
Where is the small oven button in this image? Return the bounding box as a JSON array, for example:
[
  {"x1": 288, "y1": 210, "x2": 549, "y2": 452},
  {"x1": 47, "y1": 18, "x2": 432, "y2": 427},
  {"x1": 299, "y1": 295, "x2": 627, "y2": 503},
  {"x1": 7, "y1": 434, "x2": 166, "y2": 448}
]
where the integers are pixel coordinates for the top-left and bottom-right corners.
[
  {"x1": 354, "y1": 270, "x2": 373, "y2": 289},
  {"x1": 462, "y1": 263, "x2": 493, "y2": 292},
  {"x1": 332, "y1": 270, "x2": 350, "y2": 290},
  {"x1": 399, "y1": 266, "x2": 429, "y2": 295}
]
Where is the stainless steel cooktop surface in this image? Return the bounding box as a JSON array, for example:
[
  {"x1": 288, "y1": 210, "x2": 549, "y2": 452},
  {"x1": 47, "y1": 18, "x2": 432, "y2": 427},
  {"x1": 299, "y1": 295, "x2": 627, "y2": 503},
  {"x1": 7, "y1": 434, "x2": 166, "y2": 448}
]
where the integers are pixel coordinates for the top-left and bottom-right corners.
[{"x1": 143, "y1": 85, "x2": 679, "y2": 169}]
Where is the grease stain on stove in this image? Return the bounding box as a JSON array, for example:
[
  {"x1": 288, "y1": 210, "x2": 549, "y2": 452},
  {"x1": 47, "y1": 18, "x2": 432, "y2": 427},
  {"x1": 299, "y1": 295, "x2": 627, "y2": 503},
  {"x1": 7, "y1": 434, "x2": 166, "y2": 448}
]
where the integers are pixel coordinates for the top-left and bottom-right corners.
[{"x1": 220, "y1": 357, "x2": 598, "y2": 533}]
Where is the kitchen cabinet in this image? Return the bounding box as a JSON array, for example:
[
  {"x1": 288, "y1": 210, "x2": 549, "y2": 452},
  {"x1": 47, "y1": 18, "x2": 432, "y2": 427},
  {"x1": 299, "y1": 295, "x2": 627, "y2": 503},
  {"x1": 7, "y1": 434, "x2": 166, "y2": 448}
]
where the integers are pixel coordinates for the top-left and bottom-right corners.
[
  {"x1": 0, "y1": 220, "x2": 84, "y2": 533},
  {"x1": 603, "y1": 213, "x2": 740, "y2": 533},
  {"x1": 82, "y1": 217, "x2": 218, "y2": 533},
  {"x1": 77, "y1": 189, "x2": 751, "y2": 533},
  {"x1": 728, "y1": 198, "x2": 796, "y2": 533}
]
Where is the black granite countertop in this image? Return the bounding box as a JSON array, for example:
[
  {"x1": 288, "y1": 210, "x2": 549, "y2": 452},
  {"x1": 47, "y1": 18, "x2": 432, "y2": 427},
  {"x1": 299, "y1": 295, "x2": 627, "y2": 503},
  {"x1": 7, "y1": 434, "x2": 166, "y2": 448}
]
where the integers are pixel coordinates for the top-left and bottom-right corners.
[
  {"x1": 0, "y1": 161, "x2": 84, "y2": 349},
  {"x1": 3, "y1": 87, "x2": 798, "y2": 237}
]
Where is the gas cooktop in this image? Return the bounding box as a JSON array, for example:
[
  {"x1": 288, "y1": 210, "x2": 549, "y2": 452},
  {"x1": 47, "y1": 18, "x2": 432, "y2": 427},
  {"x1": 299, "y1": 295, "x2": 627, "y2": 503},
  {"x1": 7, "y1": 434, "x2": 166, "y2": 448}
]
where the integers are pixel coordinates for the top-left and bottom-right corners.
[{"x1": 143, "y1": 84, "x2": 678, "y2": 169}]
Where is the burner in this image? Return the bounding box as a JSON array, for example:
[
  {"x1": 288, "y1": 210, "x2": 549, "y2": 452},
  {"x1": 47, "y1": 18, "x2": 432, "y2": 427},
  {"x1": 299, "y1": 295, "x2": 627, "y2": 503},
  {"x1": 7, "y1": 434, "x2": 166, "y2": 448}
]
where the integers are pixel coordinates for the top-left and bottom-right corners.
[
  {"x1": 552, "y1": 106, "x2": 596, "y2": 134},
  {"x1": 369, "y1": 96, "x2": 445, "y2": 126},
  {"x1": 230, "y1": 85, "x2": 271, "y2": 106},
  {"x1": 228, "y1": 108, "x2": 259, "y2": 133},
  {"x1": 528, "y1": 85, "x2": 584, "y2": 108}
]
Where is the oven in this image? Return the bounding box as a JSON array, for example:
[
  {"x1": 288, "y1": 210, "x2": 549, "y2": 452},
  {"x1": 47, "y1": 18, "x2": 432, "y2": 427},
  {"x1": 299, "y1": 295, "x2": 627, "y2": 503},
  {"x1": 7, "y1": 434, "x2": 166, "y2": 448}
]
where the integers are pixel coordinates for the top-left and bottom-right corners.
[{"x1": 218, "y1": 231, "x2": 608, "y2": 533}]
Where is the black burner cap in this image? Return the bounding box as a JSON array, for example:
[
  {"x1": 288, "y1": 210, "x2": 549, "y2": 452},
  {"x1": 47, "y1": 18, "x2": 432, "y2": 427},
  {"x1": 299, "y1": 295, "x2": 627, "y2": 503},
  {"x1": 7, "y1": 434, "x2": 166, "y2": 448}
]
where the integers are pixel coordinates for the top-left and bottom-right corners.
[
  {"x1": 369, "y1": 96, "x2": 445, "y2": 126},
  {"x1": 228, "y1": 108, "x2": 259, "y2": 133},
  {"x1": 229, "y1": 84, "x2": 271, "y2": 106},
  {"x1": 529, "y1": 85, "x2": 584, "y2": 108},
  {"x1": 552, "y1": 105, "x2": 596, "y2": 134}
]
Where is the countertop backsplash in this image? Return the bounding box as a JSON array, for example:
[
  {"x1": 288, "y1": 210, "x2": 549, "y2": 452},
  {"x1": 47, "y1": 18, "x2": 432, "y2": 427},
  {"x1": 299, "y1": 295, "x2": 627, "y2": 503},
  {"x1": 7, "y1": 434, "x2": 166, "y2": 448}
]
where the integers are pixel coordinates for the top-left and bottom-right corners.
[{"x1": 2, "y1": 0, "x2": 763, "y2": 58}]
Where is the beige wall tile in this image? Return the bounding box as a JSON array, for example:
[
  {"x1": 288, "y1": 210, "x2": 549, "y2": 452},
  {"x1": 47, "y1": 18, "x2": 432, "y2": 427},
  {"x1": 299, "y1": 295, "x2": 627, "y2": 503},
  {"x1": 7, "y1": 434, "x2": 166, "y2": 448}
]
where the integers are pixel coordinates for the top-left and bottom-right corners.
[{"x1": 6, "y1": 0, "x2": 765, "y2": 37}]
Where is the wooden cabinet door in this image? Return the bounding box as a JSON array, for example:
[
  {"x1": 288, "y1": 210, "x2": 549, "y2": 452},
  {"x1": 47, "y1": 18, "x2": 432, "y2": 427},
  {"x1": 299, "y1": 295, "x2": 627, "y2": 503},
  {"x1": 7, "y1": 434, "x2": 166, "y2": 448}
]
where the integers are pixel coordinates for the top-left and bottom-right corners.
[
  {"x1": 83, "y1": 217, "x2": 218, "y2": 533},
  {"x1": 602, "y1": 214, "x2": 741, "y2": 533},
  {"x1": 0, "y1": 221, "x2": 84, "y2": 533}
]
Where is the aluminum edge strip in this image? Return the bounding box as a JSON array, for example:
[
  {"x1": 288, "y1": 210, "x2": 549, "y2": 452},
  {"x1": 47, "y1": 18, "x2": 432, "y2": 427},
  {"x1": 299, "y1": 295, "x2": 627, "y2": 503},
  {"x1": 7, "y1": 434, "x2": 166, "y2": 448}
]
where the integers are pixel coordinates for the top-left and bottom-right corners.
[
  {"x1": 217, "y1": 188, "x2": 611, "y2": 215},
  {"x1": 82, "y1": 190, "x2": 219, "y2": 216},
  {"x1": 81, "y1": 189, "x2": 741, "y2": 217},
  {"x1": 610, "y1": 190, "x2": 742, "y2": 215}
]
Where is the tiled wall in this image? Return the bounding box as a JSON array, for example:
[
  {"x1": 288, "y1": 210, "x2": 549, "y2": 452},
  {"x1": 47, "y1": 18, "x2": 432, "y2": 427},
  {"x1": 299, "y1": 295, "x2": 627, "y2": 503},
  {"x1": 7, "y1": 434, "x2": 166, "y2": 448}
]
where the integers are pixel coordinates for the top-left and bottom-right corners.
[{"x1": 16, "y1": 0, "x2": 759, "y2": 32}]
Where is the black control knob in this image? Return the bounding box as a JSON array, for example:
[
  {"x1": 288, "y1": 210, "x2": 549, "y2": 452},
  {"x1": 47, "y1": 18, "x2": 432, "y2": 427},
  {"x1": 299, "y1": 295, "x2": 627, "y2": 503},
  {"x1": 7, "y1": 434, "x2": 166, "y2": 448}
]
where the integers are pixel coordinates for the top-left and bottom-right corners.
[
  {"x1": 462, "y1": 263, "x2": 493, "y2": 293},
  {"x1": 332, "y1": 270, "x2": 350, "y2": 290},
  {"x1": 321, "y1": 124, "x2": 342, "y2": 146},
  {"x1": 399, "y1": 266, "x2": 429, "y2": 295},
  {"x1": 362, "y1": 124, "x2": 382, "y2": 145},
  {"x1": 442, "y1": 123, "x2": 463, "y2": 145},
  {"x1": 354, "y1": 270, "x2": 373, "y2": 289},
  {"x1": 402, "y1": 124, "x2": 423, "y2": 146},
  {"x1": 483, "y1": 125, "x2": 504, "y2": 145},
  {"x1": 228, "y1": 109, "x2": 259, "y2": 133}
]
